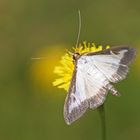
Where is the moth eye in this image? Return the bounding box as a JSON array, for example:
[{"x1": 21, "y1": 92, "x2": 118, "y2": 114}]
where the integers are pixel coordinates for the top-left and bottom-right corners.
[{"x1": 72, "y1": 55, "x2": 76, "y2": 60}]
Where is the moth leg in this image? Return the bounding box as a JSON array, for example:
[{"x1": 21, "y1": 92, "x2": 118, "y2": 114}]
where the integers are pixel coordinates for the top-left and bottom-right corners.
[{"x1": 106, "y1": 84, "x2": 121, "y2": 96}]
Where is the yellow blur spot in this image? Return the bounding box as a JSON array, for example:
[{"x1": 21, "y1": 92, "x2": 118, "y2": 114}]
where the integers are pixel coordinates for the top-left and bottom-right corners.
[{"x1": 30, "y1": 45, "x2": 66, "y2": 91}]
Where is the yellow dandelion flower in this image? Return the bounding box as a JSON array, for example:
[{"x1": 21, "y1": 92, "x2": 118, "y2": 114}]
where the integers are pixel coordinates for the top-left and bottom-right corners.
[{"x1": 53, "y1": 41, "x2": 110, "y2": 92}]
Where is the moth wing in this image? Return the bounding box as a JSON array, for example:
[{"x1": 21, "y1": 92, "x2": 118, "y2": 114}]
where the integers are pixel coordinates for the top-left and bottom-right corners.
[
  {"x1": 64, "y1": 68, "x2": 89, "y2": 125},
  {"x1": 85, "y1": 46, "x2": 136, "y2": 83},
  {"x1": 64, "y1": 46, "x2": 136, "y2": 125},
  {"x1": 81, "y1": 61, "x2": 109, "y2": 109},
  {"x1": 64, "y1": 59, "x2": 109, "y2": 124}
]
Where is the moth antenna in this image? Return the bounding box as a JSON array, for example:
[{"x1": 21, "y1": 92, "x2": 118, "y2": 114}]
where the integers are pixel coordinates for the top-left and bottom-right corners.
[
  {"x1": 31, "y1": 57, "x2": 47, "y2": 60},
  {"x1": 75, "y1": 10, "x2": 81, "y2": 48}
]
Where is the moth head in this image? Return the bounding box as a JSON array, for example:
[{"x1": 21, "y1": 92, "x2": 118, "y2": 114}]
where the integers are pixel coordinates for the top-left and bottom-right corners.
[
  {"x1": 66, "y1": 50, "x2": 80, "y2": 61},
  {"x1": 72, "y1": 52, "x2": 80, "y2": 60}
]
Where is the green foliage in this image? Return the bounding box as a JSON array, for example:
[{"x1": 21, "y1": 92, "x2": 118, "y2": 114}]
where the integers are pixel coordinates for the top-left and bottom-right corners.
[{"x1": 0, "y1": 0, "x2": 140, "y2": 140}]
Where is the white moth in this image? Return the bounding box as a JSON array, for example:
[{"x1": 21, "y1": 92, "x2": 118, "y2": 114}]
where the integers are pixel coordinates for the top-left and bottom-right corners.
[{"x1": 64, "y1": 46, "x2": 136, "y2": 125}]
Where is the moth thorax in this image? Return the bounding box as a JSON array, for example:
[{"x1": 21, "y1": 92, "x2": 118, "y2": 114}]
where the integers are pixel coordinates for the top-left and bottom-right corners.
[{"x1": 73, "y1": 53, "x2": 80, "y2": 60}]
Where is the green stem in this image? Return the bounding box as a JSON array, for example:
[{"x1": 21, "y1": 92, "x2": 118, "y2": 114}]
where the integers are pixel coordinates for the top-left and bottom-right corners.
[{"x1": 98, "y1": 104, "x2": 106, "y2": 140}]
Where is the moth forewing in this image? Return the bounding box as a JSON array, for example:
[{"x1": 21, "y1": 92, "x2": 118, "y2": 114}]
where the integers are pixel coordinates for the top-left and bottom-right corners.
[
  {"x1": 84, "y1": 46, "x2": 136, "y2": 83},
  {"x1": 86, "y1": 46, "x2": 136, "y2": 65},
  {"x1": 64, "y1": 62, "x2": 88, "y2": 125}
]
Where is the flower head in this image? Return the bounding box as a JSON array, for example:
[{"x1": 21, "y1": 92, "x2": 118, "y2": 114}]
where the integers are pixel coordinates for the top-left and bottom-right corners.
[{"x1": 53, "y1": 41, "x2": 110, "y2": 91}]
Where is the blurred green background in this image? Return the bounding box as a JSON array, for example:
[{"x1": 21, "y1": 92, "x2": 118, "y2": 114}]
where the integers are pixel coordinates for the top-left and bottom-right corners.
[{"x1": 0, "y1": 0, "x2": 140, "y2": 140}]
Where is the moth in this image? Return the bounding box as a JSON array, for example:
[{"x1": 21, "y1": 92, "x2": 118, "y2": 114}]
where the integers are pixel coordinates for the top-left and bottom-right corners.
[{"x1": 64, "y1": 46, "x2": 136, "y2": 125}]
